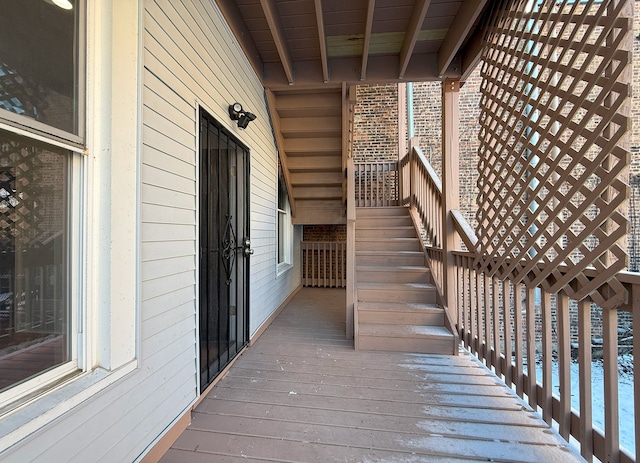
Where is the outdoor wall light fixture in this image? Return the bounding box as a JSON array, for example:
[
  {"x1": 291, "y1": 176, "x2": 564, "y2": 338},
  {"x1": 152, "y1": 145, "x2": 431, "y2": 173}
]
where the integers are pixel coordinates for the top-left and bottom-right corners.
[{"x1": 228, "y1": 102, "x2": 256, "y2": 129}]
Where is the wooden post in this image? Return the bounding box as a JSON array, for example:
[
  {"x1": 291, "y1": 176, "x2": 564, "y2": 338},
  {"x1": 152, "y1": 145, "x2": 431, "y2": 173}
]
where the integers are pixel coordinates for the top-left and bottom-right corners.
[
  {"x1": 408, "y1": 136, "x2": 419, "y2": 207},
  {"x1": 398, "y1": 83, "x2": 407, "y2": 160},
  {"x1": 346, "y1": 158, "x2": 356, "y2": 343},
  {"x1": 442, "y1": 79, "x2": 460, "y2": 327}
]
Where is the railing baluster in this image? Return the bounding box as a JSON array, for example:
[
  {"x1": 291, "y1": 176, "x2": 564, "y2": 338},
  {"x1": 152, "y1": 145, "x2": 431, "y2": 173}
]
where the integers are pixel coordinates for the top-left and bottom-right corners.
[
  {"x1": 578, "y1": 299, "x2": 593, "y2": 462},
  {"x1": 470, "y1": 259, "x2": 477, "y2": 353},
  {"x1": 476, "y1": 268, "x2": 483, "y2": 358},
  {"x1": 542, "y1": 290, "x2": 553, "y2": 425},
  {"x1": 634, "y1": 286, "x2": 640, "y2": 463},
  {"x1": 462, "y1": 257, "x2": 469, "y2": 346},
  {"x1": 526, "y1": 286, "x2": 537, "y2": 410},
  {"x1": 484, "y1": 273, "x2": 491, "y2": 366},
  {"x1": 514, "y1": 282, "x2": 524, "y2": 398},
  {"x1": 503, "y1": 280, "x2": 512, "y2": 387},
  {"x1": 603, "y1": 306, "x2": 620, "y2": 463},
  {"x1": 493, "y1": 277, "x2": 501, "y2": 378},
  {"x1": 557, "y1": 292, "x2": 571, "y2": 440}
]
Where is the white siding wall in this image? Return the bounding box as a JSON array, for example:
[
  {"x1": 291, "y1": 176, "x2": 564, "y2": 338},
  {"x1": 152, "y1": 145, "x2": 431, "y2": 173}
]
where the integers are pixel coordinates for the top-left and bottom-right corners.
[{"x1": 0, "y1": 0, "x2": 300, "y2": 461}]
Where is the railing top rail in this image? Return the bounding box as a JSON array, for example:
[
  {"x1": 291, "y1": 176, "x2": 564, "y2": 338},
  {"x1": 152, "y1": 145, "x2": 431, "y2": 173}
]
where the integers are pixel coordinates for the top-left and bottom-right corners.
[{"x1": 413, "y1": 146, "x2": 442, "y2": 194}]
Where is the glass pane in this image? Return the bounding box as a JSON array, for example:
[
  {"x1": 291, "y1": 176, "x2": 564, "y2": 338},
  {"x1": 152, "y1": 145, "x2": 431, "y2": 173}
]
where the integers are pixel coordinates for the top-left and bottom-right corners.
[
  {"x1": 0, "y1": 0, "x2": 80, "y2": 135},
  {"x1": 278, "y1": 211, "x2": 286, "y2": 264},
  {"x1": 0, "y1": 129, "x2": 70, "y2": 392}
]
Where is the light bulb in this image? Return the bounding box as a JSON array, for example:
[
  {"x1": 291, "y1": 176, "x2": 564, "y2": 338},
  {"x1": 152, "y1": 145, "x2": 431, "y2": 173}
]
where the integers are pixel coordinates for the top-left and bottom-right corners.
[{"x1": 52, "y1": 0, "x2": 73, "y2": 10}]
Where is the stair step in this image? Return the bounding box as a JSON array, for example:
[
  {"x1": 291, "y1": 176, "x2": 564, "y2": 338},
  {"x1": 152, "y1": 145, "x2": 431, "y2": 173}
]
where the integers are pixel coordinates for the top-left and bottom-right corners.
[
  {"x1": 356, "y1": 265, "x2": 430, "y2": 283},
  {"x1": 356, "y1": 226, "x2": 417, "y2": 238},
  {"x1": 356, "y1": 207, "x2": 409, "y2": 218},
  {"x1": 358, "y1": 301, "x2": 444, "y2": 325},
  {"x1": 356, "y1": 238, "x2": 422, "y2": 252},
  {"x1": 357, "y1": 282, "x2": 436, "y2": 303},
  {"x1": 356, "y1": 216, "x2": 413, "y2": 228},
  {"x1": 358, "y1": 324, "x2": 454, "y2": 354},
  {"x1": 356, "y1": 251, "x2": 424, "y2": 266}
]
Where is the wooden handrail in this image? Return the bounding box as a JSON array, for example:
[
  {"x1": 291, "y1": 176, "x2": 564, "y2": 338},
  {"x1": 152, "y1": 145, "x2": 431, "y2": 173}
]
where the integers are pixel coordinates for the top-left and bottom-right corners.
[{"x1": 400, "y1": 141, "x2": 637, "y2": 463}]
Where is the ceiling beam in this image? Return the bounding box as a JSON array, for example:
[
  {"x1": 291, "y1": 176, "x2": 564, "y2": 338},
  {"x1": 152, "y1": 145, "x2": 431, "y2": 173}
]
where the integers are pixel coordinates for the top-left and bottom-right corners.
[
  {"x1": 260, "y1": 0, "x2": 295, "y2": 85},
  {"x1": 360, "y1": 0, "x2": 376, "y2": 81},
  {"x1": 398, "y1": 0, "x2": 432, "y2": 79},
  {"x1": 460, "y1": 26, "x2": 485, "y2": 81},
  {"x1": 314, "y1": 0, "x2": 329, "y2": 83},
  {"x1": 264, "y1": 53, "x2": 442, "y2": 90},
  {"x1": 437, "y1": 0, "x2": 488, "y2": 76},
  {"x1": 215, "y1": 0, "x2": 265, "y2": 82}
]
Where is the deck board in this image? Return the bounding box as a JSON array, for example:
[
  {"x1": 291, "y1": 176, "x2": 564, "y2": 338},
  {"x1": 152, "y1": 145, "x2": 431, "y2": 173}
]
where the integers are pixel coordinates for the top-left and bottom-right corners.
[{"x1": 161, "y1": 287, "x2": 585, "y2": 463}]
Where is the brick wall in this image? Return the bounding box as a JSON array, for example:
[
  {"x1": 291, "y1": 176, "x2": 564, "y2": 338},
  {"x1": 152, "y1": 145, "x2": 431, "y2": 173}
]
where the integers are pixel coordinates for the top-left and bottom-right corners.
[
  {"x1": 352, "y1": 84, "x2": 399, "y2": 162},
  {"x1": 303, "y1": 225, "x2": 346, "y2": 242}
]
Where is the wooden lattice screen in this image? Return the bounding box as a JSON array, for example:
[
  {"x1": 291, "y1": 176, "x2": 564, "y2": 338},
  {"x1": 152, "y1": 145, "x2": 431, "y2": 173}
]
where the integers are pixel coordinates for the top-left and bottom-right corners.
[{"x1": 475, "y1": 0, "x2": 632, "y2": 309}]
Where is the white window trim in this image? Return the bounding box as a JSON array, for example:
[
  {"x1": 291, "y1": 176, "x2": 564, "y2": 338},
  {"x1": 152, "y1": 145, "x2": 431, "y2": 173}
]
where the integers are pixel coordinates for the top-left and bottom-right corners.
[{"x1": 277, "y1": 196, "x2": 293, "y2": 275}]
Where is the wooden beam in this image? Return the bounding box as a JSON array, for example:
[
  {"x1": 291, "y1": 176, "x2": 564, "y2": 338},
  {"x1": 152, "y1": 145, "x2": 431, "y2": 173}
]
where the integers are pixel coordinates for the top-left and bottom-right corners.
[
  {"x1": 314, "y1": 0, "x2": 329, "y2": 83},
  {"x1": 398, "y1": 0, "x2": 432, "y2": 79},
  {"x1": 260, "y1": 0, "x2": 295, "y2": 85},
  {"x1": 438, "y1": 0, "x2": 488, "y2": 76},
  {"x1": 263, "y1": 53, "x2": 442, "y2": 90},
  {"x1": 460, "y1": 26, "x2": 485, "y2": 81},
  {"x1": 215, "y1": 0, "x2": 265, "y2": 82},
  {"x1": 265, "y1": 89, "x2": 297, "y2": 217},
  {"x1": 360, "y1": 0, "x2": 376, "y2": 81}
]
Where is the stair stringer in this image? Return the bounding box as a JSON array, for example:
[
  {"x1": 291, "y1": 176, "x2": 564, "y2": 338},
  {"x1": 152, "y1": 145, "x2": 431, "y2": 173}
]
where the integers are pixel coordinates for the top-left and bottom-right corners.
[{"x1": 406, "y1": 206, "x2": 460, "y2": 355}]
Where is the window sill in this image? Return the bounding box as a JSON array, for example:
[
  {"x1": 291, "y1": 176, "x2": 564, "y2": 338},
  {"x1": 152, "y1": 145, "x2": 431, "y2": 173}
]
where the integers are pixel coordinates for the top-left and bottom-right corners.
[
  {"x1": 0, "y1": 360, "x2": 137, "y2": 451},
  {"x1": 276, "y1": 262, "x2": 293, "y2": 277}
]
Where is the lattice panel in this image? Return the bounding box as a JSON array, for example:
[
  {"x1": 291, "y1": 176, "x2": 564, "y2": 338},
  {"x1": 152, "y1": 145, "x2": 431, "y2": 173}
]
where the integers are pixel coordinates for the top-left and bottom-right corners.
[
  {"x1": 475, "y1": 0, "x2": 632, "y2": 308},
  {"x1": 0, "y1": 138, "x2": 44, "y2": 255}
]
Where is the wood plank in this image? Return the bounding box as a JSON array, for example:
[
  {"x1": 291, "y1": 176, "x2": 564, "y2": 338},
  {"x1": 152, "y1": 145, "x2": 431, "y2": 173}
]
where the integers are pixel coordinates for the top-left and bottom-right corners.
[
  {"x1": 437, "y1": 0, "x2": 488, "y2": 75},
  {"x1": 287, "y1": 155, "x2": 342, "y2": 171},
  {"x1": 284, "y1": 137, "x2": 342, "y2": 153},
  {"x1": 398, "y1": 0, "x2": 432, "y2": 78},
  {"x1": 196, "y1": 401, "x2": 560, "y2": 445},
  {"x1": 314, "y1": 0, "x2": 329, "y2": 82},
  {"x1": 360, "y1": 0, "x2": 376, "y2": 80},
  {"x1": 259, "y1": 0, "x2": 295, "y2": 84},
  {"x1": 162, "y1": 288, "x2": 584, "y2": 463}
]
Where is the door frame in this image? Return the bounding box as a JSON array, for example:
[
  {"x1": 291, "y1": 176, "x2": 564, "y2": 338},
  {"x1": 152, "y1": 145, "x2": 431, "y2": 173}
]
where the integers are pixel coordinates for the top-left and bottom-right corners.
[{"x1": 196, "y1": 106, "x2": 251, "y2": 393}]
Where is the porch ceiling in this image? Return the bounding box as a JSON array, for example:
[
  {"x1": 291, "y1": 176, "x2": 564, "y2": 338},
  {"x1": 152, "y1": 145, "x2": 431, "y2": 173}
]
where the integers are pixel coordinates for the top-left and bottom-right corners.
[{"x1": 216, "y1": 0, "x2": 491, "y2": 90}]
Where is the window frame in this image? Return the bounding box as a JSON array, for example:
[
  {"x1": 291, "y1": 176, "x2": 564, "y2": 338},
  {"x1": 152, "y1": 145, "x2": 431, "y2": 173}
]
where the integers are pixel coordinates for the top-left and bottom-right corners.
[{"x1": 277, "y1": 179, "x2": 293, "y2": 274}]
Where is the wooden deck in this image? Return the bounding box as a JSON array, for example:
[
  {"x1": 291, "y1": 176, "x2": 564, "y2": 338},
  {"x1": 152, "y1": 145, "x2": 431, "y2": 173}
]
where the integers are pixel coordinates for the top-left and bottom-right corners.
[{"x1": 160, "y1": 288, "x2": 585, "y2": 463}]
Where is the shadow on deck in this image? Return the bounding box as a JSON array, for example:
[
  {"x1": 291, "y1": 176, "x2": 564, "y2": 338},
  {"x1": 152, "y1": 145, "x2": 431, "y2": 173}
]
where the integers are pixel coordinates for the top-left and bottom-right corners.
[{"x1": 160, "y1": 287, "x2": 584, "y2": 462}]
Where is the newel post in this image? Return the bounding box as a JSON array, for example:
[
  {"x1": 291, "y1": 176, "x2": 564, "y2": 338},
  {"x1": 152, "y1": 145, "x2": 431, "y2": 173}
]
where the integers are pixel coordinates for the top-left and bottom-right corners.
[
  {"x1": 408, "y1": 136, "x2": 419, "y2": 207},
  {"x1": 442, "y1": 79, "x2": 460, "y2": 325}
]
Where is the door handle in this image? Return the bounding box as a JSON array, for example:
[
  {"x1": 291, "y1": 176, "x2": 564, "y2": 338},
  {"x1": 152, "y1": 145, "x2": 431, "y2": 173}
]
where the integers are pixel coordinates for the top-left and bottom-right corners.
[{"x1": 241, "y1": 237, "x2": 254, "y2": 256}]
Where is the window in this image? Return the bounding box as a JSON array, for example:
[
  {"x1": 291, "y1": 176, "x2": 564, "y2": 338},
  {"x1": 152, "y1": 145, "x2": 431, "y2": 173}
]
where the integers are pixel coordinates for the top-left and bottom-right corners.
[
  {"x1": 277, "y1": 168, "x2": 292, "y2": 270},
  {"x1": 0, "y1": 0, "x2": 83, "y2": 143},
  {"x1": 0, "y1": 0, "x2": 82, "y2": 398},
  {"x1": 0, "y1": 131, "x2": 72, "y2": 394}
]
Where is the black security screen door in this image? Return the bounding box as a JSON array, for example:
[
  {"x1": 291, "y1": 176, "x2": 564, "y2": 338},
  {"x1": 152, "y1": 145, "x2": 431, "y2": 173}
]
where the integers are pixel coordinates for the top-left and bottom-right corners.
[{"x1": 199, "y1": 110, "x2": 250, "y2": 392}]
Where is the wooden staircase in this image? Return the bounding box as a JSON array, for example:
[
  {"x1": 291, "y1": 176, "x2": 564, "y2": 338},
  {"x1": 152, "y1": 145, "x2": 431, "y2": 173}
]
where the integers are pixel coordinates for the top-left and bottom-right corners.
[
  {"x1": 355, "y1": 206, "x2": 456, "y2": 354},
  {"x1": 269, "y1": 88, "x2": 345, "y2": 225}
]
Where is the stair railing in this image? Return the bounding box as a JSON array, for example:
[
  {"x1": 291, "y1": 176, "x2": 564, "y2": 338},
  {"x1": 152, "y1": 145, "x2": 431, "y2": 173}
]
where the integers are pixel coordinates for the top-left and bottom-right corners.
[
  {"x1": 397, "y1": 143, "x2": 639, "y2": 463},
  {"x1": 353, "y1": 161, "x2": 399, "y2": 207},
  {"x1": 301, "y1": 241, "x2": 347, "y2": 288}
]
